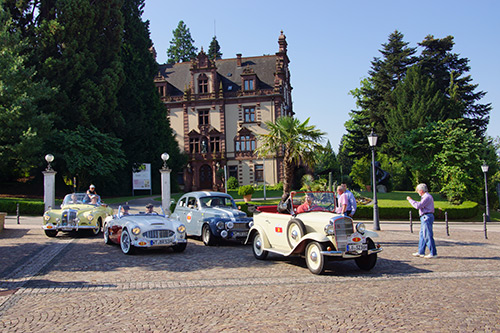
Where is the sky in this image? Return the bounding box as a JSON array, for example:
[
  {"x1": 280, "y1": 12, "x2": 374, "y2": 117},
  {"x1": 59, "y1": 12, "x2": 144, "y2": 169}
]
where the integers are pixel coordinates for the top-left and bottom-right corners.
[{"x1": 142, "y1": 0, "x2": 499, "y2": 153}]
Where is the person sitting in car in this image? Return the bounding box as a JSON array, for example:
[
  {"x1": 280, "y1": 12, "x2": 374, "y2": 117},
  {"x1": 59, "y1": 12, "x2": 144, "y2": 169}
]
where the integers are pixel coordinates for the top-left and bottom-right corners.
[
  {"x1": 296, "y1": 193, "x2": 319, "y2": 214},
  {"x1": 145, "y1": 203, "x2": 156, "y2": 214},
  {"x1": 120, "y1": 205, "x2": 130, "y2": 216}
]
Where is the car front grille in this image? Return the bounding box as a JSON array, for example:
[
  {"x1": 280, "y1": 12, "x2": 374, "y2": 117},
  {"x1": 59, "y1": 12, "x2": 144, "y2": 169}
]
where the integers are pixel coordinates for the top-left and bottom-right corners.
[
  {"x1": 334, "y1": 217, "x2": 354, "y2": 251},
  {"x1": 143, "y1": 229, "x2": 175, "y2": 239},
  {"x1": 231, "y1": 222, "x2": 250, "y2": 230},
  {"x1": 61, "y1": 209, "x2": 78, "y2": 226}
]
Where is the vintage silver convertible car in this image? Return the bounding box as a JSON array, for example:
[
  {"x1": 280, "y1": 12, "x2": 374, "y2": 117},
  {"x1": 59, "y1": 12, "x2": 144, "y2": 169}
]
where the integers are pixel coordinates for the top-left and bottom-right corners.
[
  {"x1": 103, "y1": 206, "x2": 187, "y2": 255},
  {"x1": 42, "y1": 193, "x2": 113, "y2": 237},
  {"x1": 170, "y1": 191, "x2": 253, "y2": 246},
  {"x1": 246, "y1": 191, "x2": 383, "y2": 275}
]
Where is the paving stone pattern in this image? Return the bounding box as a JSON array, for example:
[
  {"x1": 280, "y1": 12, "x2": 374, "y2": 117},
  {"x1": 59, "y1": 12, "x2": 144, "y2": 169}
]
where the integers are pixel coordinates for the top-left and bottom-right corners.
[{"x1": 1, "y1": 217, "x2": 499, "y2": 332}]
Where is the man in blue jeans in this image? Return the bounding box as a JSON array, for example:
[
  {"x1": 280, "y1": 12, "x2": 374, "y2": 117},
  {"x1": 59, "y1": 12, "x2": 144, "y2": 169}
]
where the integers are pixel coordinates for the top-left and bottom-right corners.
[{"x1": 407, "y1": 183, "x2": 437, "y2": 259}]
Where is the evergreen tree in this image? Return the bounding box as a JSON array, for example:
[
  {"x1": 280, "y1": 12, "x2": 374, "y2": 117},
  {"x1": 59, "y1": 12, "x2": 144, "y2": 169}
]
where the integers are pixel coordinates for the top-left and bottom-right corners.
[
  {"x1": 0, "y1": 4, "x2": 53, "y2": 180},
  {"x1": 36, "y1": 0, "x2": 125, "y2": 133},
  {"x1": 167, "y1": 20, "x2": 198, "y2": 63},
  {"x1": 418, "y1": 35, "x2": 491, "y2": 135},
  {"x1": 343, "y1": 30, "x2": 417, "y2": 158},
  {"x1": 385, "y1": 65, "x2": 447, "y2": 155},
  {"x1": 208, "y1": 36, "x2": 222, "y2": 60},
  {"x1": 116, "y1": 0, "x2": 184, "y2": 193}
]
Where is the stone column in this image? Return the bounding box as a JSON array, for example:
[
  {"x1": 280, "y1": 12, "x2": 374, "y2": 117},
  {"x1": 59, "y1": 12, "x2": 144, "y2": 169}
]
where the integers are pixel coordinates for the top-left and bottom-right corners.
[
  {"x1": 43, "y1": 170, "x2": 57, "y2": 211},
  {"x1": 160, "y1": 167, "x2": 171, "y2": 215}
]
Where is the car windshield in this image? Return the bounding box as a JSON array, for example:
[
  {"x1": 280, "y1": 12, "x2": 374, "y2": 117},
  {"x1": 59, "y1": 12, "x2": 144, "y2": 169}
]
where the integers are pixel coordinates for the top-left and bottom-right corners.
[
  {"x1": 199, "y1": 196, "x2": 236, "y2": 209},
  {"x1": 291, "y1": 191, "x2": 337, "y2": 213},
  {"x1": 62, "y1": 193, "x2": 101, "y2": 206},
  {"x1": 118, "y1": 206, "x2": 166, "y2": 218}
]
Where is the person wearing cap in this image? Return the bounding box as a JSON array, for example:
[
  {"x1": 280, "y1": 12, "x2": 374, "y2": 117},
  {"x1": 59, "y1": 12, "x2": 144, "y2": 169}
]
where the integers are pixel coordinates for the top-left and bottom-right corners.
[
  {"x1": 120, "y1": 205, "x2": 130, "y2": 216},
  {"x1": 87, "y1": 184, "x2": 97, "y2": 196},
  {"x1": 145, "y1": 203, "x2": 155, "y2": 214},
  {"x1": 296, "y1": 193, "x2": 318, "y2": 214}
]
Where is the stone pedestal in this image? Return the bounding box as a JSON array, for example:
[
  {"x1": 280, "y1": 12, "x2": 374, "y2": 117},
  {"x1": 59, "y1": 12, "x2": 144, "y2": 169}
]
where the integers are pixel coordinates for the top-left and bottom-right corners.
[
  {"x1": 43, "y1": 170, "x2": 57, "y2": 211},
  {"x1": 160, "y1": 168, "x2": 171, "y2": 215},
  {"x1": 0, "y1": 212, "x2": 6, "y2": 232}
]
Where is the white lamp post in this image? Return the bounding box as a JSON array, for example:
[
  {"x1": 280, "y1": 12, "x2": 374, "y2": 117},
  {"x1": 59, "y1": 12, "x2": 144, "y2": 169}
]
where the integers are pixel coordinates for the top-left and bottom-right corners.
[
  {"x1": 367, "y1": 130, "x2": 380, "y2": 231},
  {"x1": 43, "y1": 154, "x2": 56, "y2": 211},
  {"x1": 481, "y1": 162, "x2": 490, "y2": 222},
  {"x1": 160, "y1": 153, "x2": 171, "y2": 214}
]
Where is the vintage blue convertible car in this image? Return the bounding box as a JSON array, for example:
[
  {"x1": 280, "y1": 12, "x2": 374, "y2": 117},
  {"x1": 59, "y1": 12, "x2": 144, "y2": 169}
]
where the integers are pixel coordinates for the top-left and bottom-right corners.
[{"x1": 170, "y1": 191, "x2": 253, "y2": 246}]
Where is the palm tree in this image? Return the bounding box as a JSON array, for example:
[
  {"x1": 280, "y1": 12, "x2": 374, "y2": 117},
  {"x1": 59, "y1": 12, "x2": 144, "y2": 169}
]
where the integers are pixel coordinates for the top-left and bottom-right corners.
[{"x1": 255, "y1": 116, "x2": 326, "y2": 194}]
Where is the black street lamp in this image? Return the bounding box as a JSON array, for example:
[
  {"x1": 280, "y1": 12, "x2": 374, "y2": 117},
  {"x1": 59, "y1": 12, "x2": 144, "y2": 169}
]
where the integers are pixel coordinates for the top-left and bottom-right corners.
[
  {"x1": 481, "y1": 162, "x2": 490, "y2": 222},
  {"x1": 367, "y1": 130, "x2": 380, "y2": 231}
]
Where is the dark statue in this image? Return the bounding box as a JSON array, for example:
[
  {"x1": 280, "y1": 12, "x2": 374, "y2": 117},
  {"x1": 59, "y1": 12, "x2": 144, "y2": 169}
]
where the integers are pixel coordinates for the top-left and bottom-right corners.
[{"x1": 374, "y1": 161, "x2": 390, "y2": 187}]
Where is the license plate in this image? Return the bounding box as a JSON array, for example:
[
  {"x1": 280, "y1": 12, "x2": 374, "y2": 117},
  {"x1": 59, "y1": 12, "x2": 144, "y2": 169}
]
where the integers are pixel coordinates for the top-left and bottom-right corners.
[
  {"x1": 347, "y1": 243, "x2": 367, "y2": 252},
  {"x1": 151, "y1": 238, "x2": 173, "y2": 246},
  {"x1": 232, "y1": 232, "x2": 247, "y2": 238}
]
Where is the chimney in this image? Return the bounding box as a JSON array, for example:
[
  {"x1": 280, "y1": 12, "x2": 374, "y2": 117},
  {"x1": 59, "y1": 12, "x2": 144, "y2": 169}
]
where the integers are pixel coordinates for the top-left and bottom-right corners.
[{"x1": 236, "y1": 53, "x2": 242, "y2": 67}]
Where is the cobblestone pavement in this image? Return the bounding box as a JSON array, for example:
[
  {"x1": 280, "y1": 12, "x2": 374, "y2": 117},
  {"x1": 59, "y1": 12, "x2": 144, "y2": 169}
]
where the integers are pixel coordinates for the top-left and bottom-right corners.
[{"x1": 1, "y1": 215, "x2": 500, "y2": 332}]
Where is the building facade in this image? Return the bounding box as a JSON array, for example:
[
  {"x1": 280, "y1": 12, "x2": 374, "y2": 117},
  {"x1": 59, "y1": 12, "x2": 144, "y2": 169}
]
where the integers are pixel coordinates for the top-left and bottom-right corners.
[{"x1": 154, "y1": 32, "x2": 293, "y2": 191}]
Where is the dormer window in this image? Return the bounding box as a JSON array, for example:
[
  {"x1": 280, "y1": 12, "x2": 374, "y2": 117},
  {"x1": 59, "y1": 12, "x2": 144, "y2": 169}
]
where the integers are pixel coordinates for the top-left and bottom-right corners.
[
  {"x1": 244, "y1": 79, "x2": 254, "y2": 91},
  {"x1": 198, "y1": 74, "x2": 208, "y2": 94}
]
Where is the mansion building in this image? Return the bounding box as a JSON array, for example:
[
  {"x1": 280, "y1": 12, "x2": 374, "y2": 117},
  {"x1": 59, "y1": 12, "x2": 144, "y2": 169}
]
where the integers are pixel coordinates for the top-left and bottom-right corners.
[{"x1": 154, "y1": 32, "x2": 293, "y2": 191}]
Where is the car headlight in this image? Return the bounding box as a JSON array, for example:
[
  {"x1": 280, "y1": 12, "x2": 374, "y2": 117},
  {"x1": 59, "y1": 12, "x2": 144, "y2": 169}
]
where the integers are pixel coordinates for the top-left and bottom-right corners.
[
  {"x1": 177, "y1": 225, "x2": 186, "y2": 233},
  {"x1": 324, "y1": 223, "x2": 335, "y2": 235},
  {"x1": 356, "y1": 222, "x2": 366, "y2": 234},
  {"x1": 131, "y1": 227, "x2": 141, "y2": 235},
  {"x1": 216, "y1": 221, "x2": 225, "y2": 229},
  {"x1": 226, "y1": 221, "x2": 234, "y2": 229}
]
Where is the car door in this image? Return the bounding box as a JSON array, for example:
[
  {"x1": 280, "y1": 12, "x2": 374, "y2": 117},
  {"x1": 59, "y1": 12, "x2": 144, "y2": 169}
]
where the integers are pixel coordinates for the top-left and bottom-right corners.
[{"x1": 185, "y1": 196, "x2": 202, "y2": 236}]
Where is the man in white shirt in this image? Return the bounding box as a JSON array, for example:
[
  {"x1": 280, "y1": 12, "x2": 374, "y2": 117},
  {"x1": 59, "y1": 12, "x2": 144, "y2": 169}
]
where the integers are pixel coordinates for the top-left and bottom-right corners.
[{"x1": 342, "y1": 183, "x2": 357, "y2": 217}]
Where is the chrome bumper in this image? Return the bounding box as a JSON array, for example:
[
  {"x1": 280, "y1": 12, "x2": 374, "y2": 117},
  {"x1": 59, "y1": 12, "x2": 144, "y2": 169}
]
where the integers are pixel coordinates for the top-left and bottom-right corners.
[
  {"x1": 321, "y1": 247, "x2": 383, "y2": 257},
  {"x1": 43, "y1": 224, "x2": 97, "y2": 231}
]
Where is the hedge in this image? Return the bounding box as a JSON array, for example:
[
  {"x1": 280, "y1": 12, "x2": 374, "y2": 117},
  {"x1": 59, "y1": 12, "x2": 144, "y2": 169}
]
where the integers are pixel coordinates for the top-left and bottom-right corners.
[
  {"x1": 236, "y1": 201, "x2": 479, "y2": 220},
  {"x1": 0, "y1": 199, "x2": 46, "y2": 216}
]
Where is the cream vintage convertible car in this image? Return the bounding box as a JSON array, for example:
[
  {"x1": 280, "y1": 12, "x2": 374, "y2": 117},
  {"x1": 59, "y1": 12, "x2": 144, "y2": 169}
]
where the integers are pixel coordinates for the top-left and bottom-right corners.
[
  {"x1": 246, "y1": 191, "x2": 383, "y2": 275},
  {"x1": 42, "y1": 193, "x2": 113, "y2": 237}
]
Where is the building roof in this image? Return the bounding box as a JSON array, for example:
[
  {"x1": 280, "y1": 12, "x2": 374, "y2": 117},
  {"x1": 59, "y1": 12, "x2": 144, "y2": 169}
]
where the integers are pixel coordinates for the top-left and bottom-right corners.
[{"x1": 157, "y1": 55, "x2": 277, "y2": 97}]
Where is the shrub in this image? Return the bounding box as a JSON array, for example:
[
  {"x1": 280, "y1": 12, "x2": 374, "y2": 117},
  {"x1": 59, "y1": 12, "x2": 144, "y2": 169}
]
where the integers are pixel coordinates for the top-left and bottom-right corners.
[
  {"x1": 227, "y1": 176, "x2": 239, "y2": 190},
  {"x1": 238, "y1": 185, "x2": 255, "y2": 196}
]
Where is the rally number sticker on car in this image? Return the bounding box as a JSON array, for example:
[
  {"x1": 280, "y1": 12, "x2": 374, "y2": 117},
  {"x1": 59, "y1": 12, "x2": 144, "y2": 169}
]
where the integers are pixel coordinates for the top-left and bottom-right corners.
[{"x1": 187, "y1": 212, "x2": 192, "y2": 222}]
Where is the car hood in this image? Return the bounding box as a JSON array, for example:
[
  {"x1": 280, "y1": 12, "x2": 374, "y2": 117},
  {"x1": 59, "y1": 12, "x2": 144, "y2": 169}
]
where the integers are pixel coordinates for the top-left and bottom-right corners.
[
  {"x1": 203, "y1": 207, "x2": 248, "y2": 219},
  {"x1": 48, "y1": 204, "x2": 95, "y2": 214},
  {"x1": 120, "y1": 215, "x2": 180, "y2": 229}
]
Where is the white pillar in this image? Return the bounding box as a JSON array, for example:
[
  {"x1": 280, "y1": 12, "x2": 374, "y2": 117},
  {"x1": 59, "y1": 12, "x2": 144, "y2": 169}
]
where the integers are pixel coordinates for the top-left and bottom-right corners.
[
  {"x1": 43, "y1": 170, "x2": 57, "y2": 211},
  {"x1": 160, "y1": 167, "x2": 171, "y2": 215}
]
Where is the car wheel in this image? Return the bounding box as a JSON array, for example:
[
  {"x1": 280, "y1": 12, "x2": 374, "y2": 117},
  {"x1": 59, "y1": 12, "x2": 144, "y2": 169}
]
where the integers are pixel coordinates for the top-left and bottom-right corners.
[
  {"x1": 103, "y1": 223, "x2": 112, "y2": 245},
  {"x1": 305, "y1": 241, "x2": 326, "y2": 275},
  {"x1": 355, "y1": 238, "x2": 377, "y2": 271},
  {"x1": 202, "y1": 224, "x2": 216, "y2": 246},
  {"x1": 44, "y1": 230, "x2": 58, "y2": 238},
  {"x1": 172, "y1": 242, "x2": 187, "y2": 253},
  {"x1": 90, "y1": 218, "x2": 102, "y2": 236},
  {"x1": 286, "y1": 219, "x2": 306, "y2": 249},
  {"x1": 120, "y1": 229, "x2": 135, "y2": 255},
  {"x1": 252, "y1": 231, "x2": 268, "y2": 260}
]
